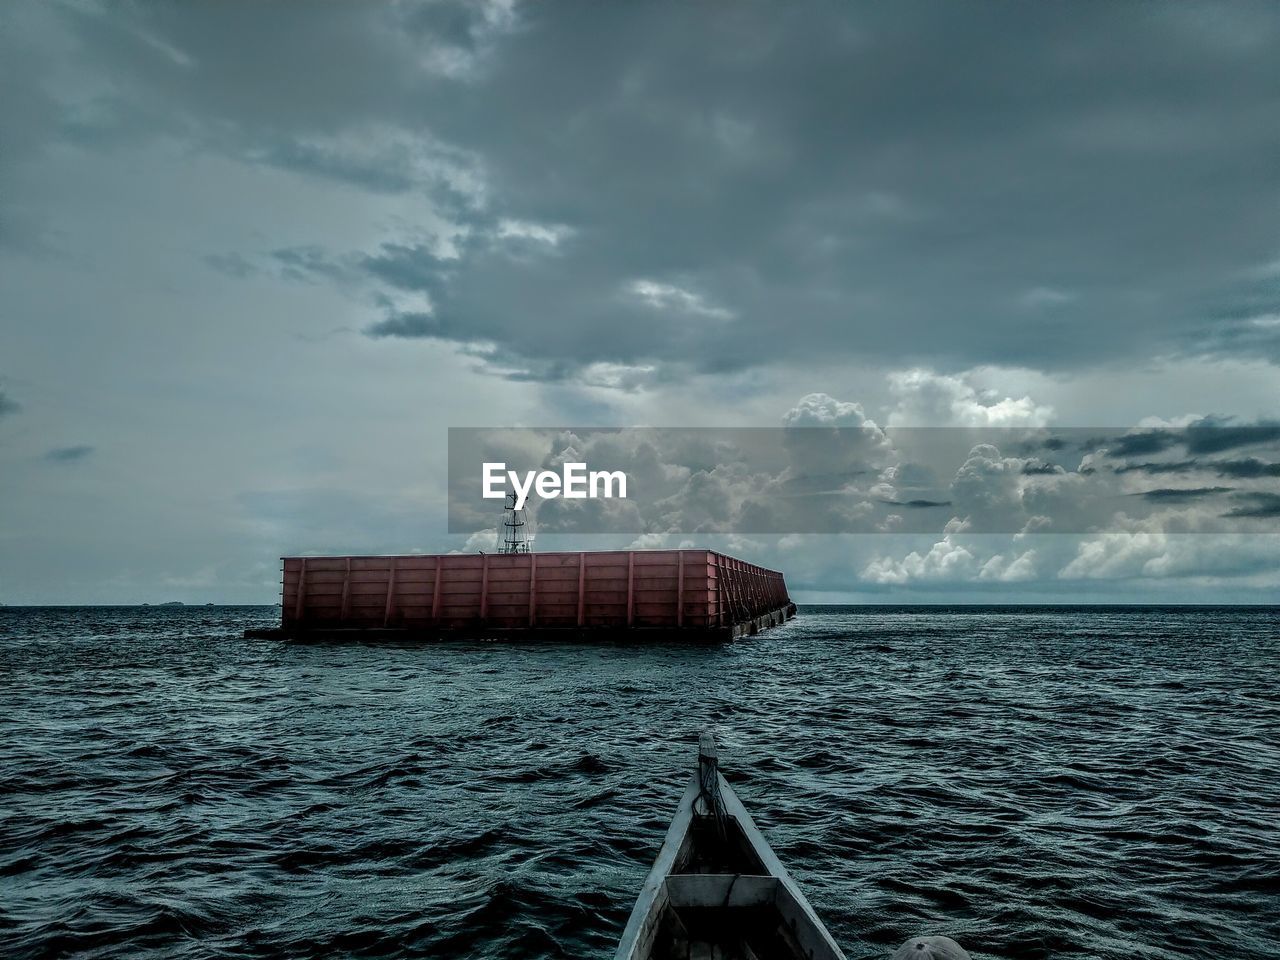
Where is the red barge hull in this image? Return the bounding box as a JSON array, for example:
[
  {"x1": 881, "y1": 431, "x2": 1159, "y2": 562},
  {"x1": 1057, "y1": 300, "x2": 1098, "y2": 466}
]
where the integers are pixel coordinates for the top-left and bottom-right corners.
[{"x1": 247, "y1": 549, "x2": 795, "y2": 643}]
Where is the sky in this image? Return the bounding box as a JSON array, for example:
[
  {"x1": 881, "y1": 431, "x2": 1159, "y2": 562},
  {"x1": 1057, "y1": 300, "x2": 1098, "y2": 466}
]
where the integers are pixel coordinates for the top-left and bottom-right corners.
[{"x1": 1, "y1": 0, "x2": 1277, "y2": 604}]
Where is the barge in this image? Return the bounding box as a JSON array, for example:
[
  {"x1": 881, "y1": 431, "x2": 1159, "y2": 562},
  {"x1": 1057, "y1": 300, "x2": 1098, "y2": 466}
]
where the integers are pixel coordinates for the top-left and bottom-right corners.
[{"x1": 246, "y1": 549, "x2": 795, "y2": 643}]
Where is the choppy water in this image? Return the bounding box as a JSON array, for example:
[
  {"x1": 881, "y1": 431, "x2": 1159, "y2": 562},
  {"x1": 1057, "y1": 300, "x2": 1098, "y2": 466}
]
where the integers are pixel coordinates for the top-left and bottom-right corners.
[{"x1": 1, "y1": 605, "x2": 1277, "y2": 959}]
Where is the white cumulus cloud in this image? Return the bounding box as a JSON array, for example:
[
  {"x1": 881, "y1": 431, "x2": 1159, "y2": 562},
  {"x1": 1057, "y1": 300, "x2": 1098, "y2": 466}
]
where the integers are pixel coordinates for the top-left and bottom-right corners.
[
  {"x1": 626, "y1": 280, "x2": 734, "y2": 320},
  {"x1": 887, "y1": 368, "x2": 1054, "y2": 427},
  {"x1": 862, "y1": 535, "x2": 978, "y2": 584}
]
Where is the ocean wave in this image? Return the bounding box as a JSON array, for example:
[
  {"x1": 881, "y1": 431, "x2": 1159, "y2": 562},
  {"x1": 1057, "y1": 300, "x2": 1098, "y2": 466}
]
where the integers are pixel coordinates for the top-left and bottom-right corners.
[{"x1": 1, "y1": 604, "x2": 1277, "y2": 958}]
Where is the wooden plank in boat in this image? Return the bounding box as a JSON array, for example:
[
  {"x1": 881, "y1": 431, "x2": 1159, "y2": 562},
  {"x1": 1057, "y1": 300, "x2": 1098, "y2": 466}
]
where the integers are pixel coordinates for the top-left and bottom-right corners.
[{"x1": 665, "y1": 874, "x2": 779, "y2": 909}]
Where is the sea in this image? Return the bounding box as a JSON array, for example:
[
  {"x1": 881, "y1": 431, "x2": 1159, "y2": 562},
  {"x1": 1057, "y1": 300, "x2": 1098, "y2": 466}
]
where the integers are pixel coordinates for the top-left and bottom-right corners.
[{"x1": 1, "y1": 605, "x2": 1277, "y2": 959}]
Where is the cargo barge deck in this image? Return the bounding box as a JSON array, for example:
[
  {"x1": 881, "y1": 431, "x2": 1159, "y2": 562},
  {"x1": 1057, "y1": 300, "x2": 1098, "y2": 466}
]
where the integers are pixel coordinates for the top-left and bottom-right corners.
[{"x1": 246, "y1": 549, "x2": 795, "y2": 643}]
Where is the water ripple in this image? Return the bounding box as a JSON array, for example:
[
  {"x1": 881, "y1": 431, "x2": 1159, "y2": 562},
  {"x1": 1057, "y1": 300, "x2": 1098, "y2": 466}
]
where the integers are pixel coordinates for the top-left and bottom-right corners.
[{"x1": 1, "y1": 604, "x2": 1277, "y2": 959}]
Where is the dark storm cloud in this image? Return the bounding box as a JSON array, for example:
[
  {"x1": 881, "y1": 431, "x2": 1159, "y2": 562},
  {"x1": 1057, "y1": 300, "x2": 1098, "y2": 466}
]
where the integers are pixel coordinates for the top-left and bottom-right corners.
[
  {"x1": 247, "y1": 136, "x2": 486, "y2": 217},
  {"x1": 43, "y1": 445, "x2": 94, "y2": 463},
  {"x1": 493, "y1": 359, "x2": 575, "y2": 384},
  {"x1": 271, "y1": 246, "x2": 351, "y2": 284},
  {"x1": 1115, "y1": 457, "x2": 1280, "y2": 478},
  {"x1": 1215, "y1": 458, "x2": 1280, "y2": 479},
  {"x1": 1088, "y1": 420, "x2": 1280, "y2": 460},
  {"x1": 0, "y1": 388, "x2": 20, "y2": 418},
  {"x1": 1184, "y1": 419, "x2": 1280, "y2": 455},
  {"x1": 1222, "y1": 492, "x2": 1280, "y2": 519},
  {"x1": 411, "y1": 1, "x2": 1280, "y2": 376},
  {"x1": 1137, "y1": 486, "x2": 1232, "y2": 502},
  {"x1": 1113, "y1": 460, "x2": 1200, "y2": 476},
  {"x1": 1194, "y1": 316, "x2": 1280, "y2": 363},
  {"x1": 1021, "y1": 461, "x2": 1064, "y2": 476},
  {"x1": 13, "y1": 1, "x2": 1278, "y2": 382},
  {"x1": 365, "y1": 310, "x2": 457, "y2": 340},
  {"x1": 359, "y1": 243, "x2": 453, "y2": 299},
  {"x1": 256, "y1": 141, "x2": 421, "y2": 196},
  {"x1": 1105, "y1": 432, "x2": 1180, "y2": 457}
]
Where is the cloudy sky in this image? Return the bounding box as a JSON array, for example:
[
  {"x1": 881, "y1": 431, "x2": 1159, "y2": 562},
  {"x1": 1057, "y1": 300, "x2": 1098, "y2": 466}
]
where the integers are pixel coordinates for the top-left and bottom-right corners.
[{"x1": 1, "y1": 1, "x2": 1277, "y2": 603}]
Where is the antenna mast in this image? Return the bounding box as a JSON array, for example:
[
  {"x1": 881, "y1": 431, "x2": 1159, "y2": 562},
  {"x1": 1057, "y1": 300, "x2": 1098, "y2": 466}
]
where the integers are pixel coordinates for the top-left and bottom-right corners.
[{"x1": 498, "y1": 491, "x2": 533, "y2": 554}]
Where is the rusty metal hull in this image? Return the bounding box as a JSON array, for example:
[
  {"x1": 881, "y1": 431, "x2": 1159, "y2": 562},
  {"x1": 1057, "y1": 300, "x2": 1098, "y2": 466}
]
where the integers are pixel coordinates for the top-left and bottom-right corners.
[{"x1": 249, "y1": 550, "x2": 795, "y2": 643}]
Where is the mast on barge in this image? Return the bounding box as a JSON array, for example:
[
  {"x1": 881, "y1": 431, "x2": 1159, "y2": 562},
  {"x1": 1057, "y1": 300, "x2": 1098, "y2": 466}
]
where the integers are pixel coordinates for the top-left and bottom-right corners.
[{"x1": 498, "y1": 491, "x2": 533, "y2": 554}]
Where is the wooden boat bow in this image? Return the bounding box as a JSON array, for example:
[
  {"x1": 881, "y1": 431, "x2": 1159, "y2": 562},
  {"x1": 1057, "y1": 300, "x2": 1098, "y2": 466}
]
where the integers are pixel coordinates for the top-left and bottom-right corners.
[{"x1": 615, "y1": 732, "x2": 848, "y2": 960}]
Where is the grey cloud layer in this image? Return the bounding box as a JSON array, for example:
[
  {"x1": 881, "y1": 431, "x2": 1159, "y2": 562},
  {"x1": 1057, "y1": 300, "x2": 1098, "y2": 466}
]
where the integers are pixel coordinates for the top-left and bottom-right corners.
[
  {"x1": 43, "y1": 444, "x2": 95, "y2": 463},
  {"x1": 3, "y1": 2, "x2": 1279, "y2": 603},
  {"x1": 10, "y1": 1, "x2": 1280, "y2": 382}
]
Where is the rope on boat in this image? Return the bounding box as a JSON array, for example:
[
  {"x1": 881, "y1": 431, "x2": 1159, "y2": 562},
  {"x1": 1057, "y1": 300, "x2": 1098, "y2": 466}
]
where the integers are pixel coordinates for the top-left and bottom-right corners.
[
  {"x1": 720, "y1": 873, "x2": 739, "y2": 908},
  {"x1": 696, "y1": 730, "x2": 730, "y2": 842}
]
